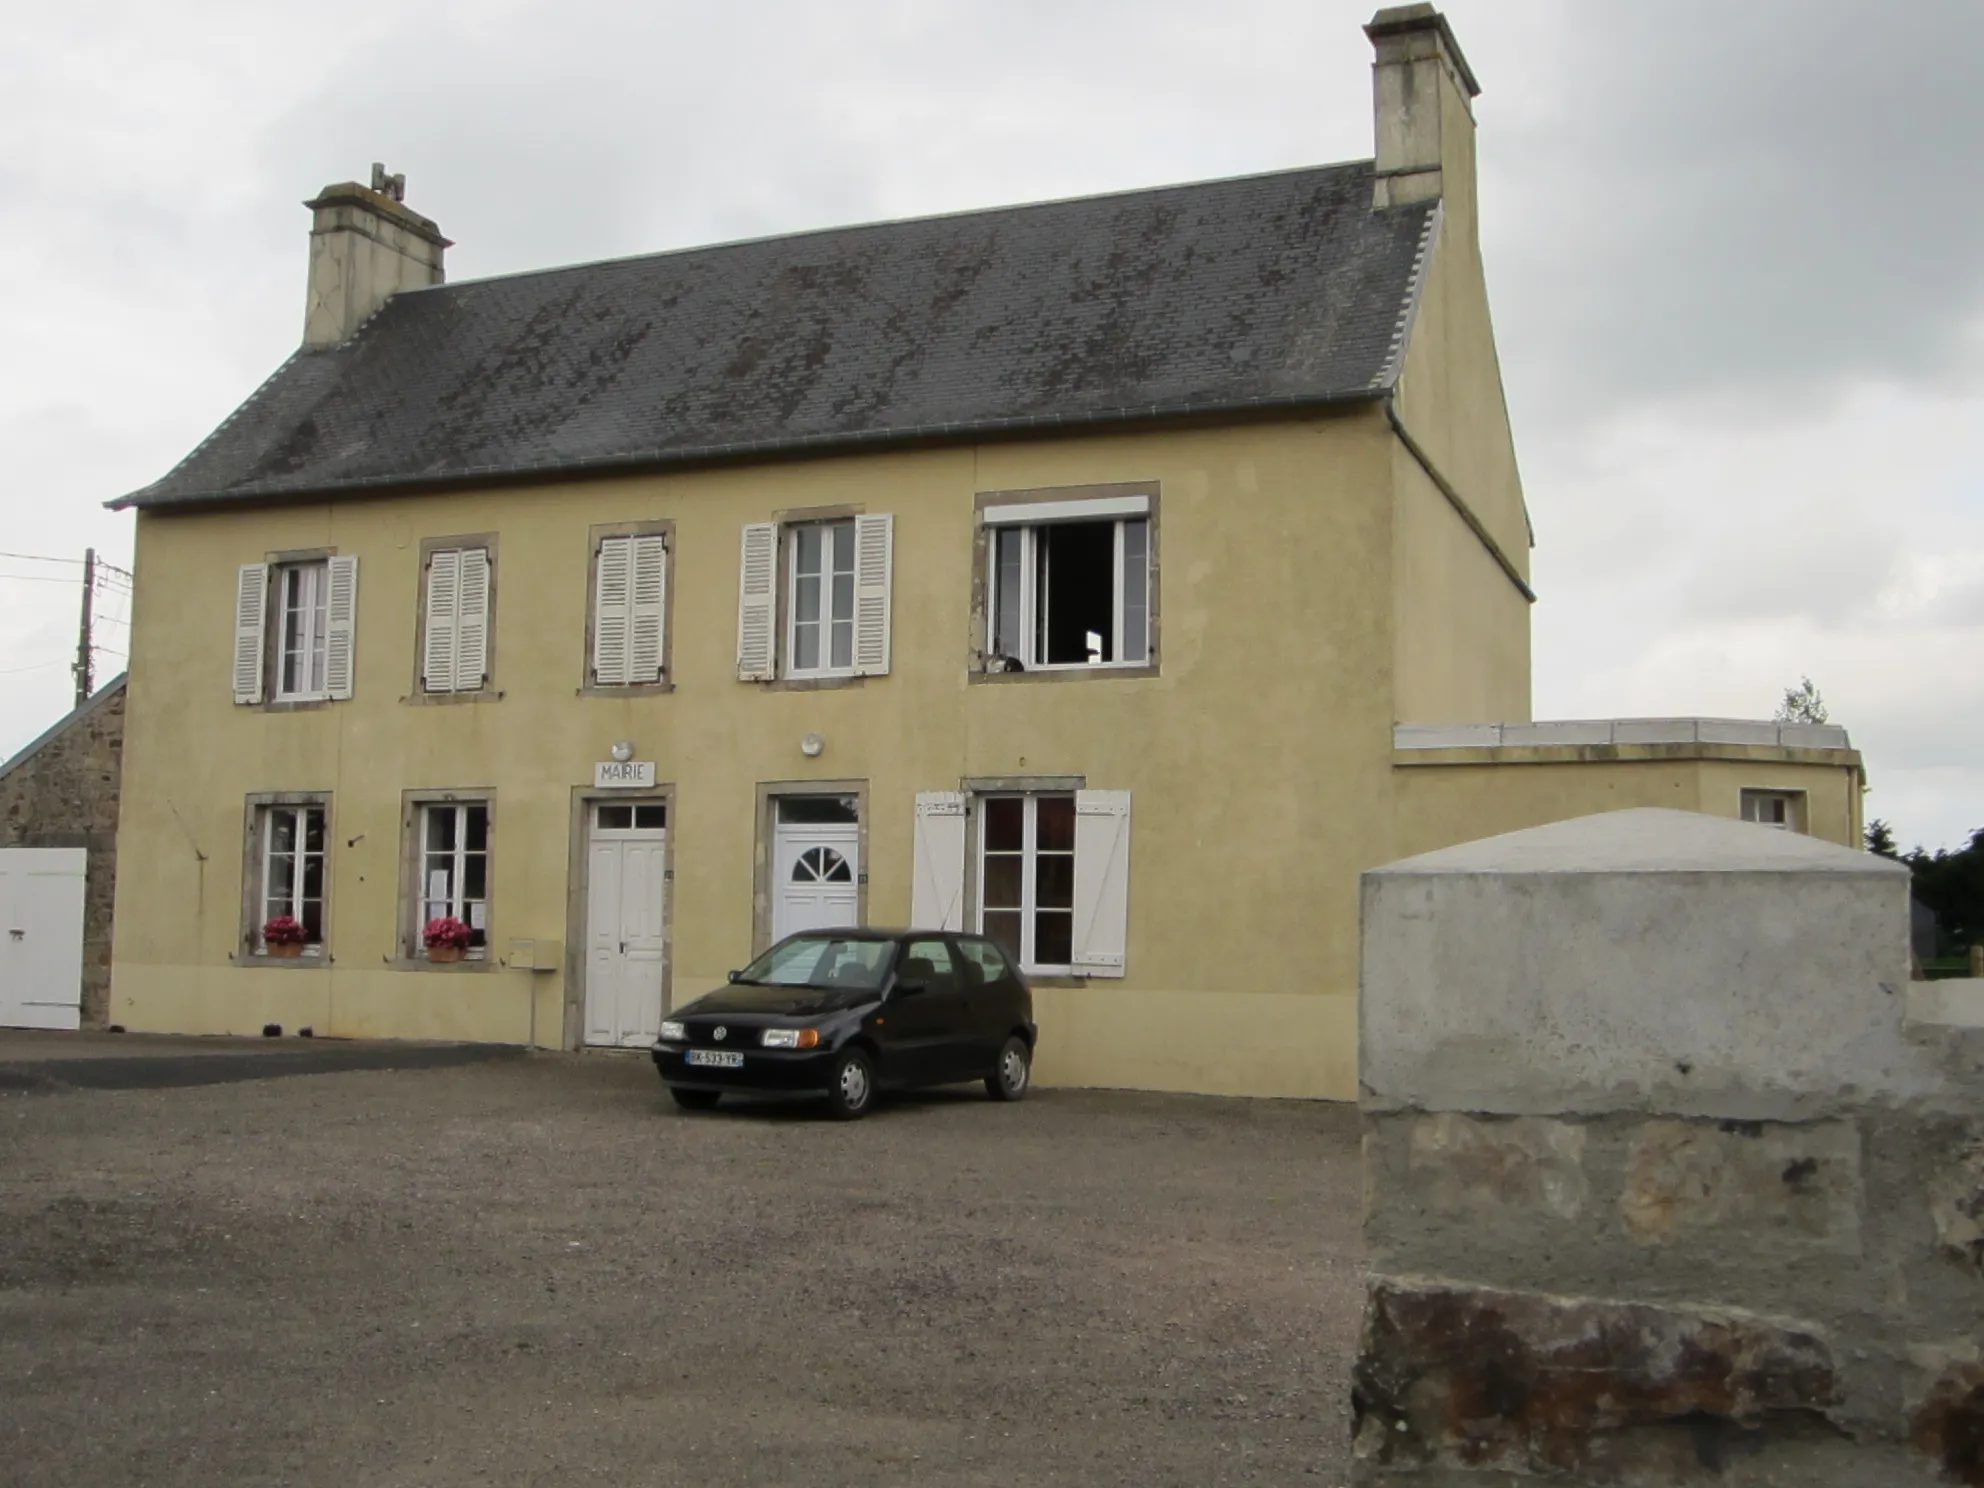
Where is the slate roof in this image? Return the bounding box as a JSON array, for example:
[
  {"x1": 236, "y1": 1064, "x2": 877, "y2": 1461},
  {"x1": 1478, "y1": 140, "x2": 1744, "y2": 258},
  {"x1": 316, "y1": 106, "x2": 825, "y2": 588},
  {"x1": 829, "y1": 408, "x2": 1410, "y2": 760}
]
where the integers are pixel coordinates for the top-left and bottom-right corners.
[{"x1": 118, "y1": 161, "x2": 1437, "y2": 511}]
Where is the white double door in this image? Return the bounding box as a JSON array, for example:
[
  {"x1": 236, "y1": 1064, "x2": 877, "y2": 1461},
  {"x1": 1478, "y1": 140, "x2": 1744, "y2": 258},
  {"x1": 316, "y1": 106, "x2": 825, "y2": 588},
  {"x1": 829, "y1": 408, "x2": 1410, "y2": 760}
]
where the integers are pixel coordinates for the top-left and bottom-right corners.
[
  {"x1": 772, "y1": 821, "x2": 859, "y2": 942},
  {"x1": 585, "y1": 808, "x2": 668, "y2": 1048}
]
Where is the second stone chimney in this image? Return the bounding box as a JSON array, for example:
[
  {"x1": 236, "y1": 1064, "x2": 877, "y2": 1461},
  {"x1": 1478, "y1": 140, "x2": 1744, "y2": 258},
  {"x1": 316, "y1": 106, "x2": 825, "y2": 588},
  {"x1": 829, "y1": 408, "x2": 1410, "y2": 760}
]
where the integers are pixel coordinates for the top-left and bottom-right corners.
[
  {"x1": 302, "y1": 164, "x2": 450, "y2": 349},
  {"x1": 1366, "y1": 6, "x2": 1480, "y2": 228}
]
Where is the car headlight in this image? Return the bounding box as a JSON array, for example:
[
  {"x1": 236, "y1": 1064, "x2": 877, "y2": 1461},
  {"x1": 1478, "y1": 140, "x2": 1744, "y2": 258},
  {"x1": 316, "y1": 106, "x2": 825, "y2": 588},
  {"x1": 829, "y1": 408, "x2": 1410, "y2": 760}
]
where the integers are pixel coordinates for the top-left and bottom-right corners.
[
  {"x1": 659, "y1": 1021, "x2": 687, "y2": 1042},
  {"x1": 760, "y1": 1028, "x2": 821, "y2": 1049}
]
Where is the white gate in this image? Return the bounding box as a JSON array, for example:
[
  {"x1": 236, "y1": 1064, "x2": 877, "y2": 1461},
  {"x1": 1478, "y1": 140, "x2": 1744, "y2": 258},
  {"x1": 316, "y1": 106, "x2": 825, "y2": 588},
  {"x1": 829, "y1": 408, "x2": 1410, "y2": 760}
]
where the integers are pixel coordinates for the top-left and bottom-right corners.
[{"x1": 0, "y1": 848, "x2": 86, "y2": 1030}]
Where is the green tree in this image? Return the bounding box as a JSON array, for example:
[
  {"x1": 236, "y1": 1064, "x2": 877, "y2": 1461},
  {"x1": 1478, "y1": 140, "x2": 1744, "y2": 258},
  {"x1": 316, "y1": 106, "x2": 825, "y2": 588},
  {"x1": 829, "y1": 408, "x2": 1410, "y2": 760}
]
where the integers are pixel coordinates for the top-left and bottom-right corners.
[
  {"x1": 1776, "y1": 677, "x2": 1829, "y2": 725},
  {"x1": 1903, "y1": 828, "x2": 1984, "y2": 959},
  {"x1": 1865, "y1": 819, "x2": 1899, "y2": 858}
]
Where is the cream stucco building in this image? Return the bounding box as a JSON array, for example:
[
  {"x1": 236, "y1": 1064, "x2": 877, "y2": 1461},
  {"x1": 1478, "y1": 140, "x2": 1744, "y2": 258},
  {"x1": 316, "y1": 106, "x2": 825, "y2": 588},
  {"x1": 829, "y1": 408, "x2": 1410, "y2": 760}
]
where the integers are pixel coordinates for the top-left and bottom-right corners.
[{"x1": 106, "y1": 8, "x2": 1862, "y2": 1099}]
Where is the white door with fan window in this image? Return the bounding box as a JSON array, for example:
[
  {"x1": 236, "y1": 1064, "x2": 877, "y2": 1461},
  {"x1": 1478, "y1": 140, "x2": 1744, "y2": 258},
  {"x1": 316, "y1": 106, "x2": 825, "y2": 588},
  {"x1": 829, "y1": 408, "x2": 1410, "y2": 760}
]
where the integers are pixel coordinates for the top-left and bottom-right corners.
[
  {"x1": 585, "y1": 802, "x2": 668, "y2": 1047},
  {"x1": 772, "y1": 796, "x2": 860, "y2": 942}
]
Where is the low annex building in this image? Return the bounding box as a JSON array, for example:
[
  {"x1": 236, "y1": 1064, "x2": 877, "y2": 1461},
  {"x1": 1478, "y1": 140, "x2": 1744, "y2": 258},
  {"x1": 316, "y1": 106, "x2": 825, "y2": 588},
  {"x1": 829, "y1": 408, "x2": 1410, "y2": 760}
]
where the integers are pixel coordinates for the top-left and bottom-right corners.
[{"x1": 105, "y1": 8, "x2": 1863, "y2": 1098}]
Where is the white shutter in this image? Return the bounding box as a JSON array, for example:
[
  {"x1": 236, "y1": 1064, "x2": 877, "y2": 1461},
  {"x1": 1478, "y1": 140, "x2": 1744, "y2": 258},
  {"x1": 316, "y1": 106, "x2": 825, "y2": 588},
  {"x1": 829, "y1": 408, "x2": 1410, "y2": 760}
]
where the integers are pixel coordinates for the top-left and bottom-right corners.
[
  {"x1": 851, "y1": 512, "x2": 893, "y2": 676},
  {"x1": 736, "y1": 522, "x2": 779, "y2": 681},
  {"x1": 592, "y1": 537, "x2": 632, "y2": 686},
  {"x1": 422, "y1": 549, "x2": 460, "y2": 692},
  {"x1": 232, "y1": 563, "x2": 268, "y2": 704},
  {"x1": 323, "y1": 555, "x2": 358, "y2": 700},
  {"x1": 910, "y1": 791, "x2": 968, "y2": 931},
  {"x1": 1072, "y1": 789, "x2": 1132, "y2": 976},
  {"x1": 629, "y1": 535, "x2": 667, "y2": 684},
  {"x1": 454, "y1": 548, "x2": 490, "y2": 691}
]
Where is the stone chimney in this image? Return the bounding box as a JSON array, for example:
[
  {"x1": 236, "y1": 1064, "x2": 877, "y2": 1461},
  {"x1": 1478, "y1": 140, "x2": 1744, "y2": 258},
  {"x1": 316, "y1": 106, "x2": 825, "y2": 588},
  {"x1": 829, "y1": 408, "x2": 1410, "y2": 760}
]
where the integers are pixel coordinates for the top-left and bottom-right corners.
[
  {"x1": 1365, "y1": 6, "x2": 1480, "y2": 227},
  {"x1": 302, "y1": 164, "x2": 450, "y2": 349}
]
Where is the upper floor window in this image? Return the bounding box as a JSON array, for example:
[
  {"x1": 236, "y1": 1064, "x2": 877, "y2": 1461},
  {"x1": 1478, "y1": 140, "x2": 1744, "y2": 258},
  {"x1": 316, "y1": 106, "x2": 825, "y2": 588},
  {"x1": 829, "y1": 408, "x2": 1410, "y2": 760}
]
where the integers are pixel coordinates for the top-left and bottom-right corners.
[
  {"x1": 232, "y1": 556, "x2": 357, "y2": 706},
  {"x1": 588, "y1": 529, "x2": 670, "y2": 689},
  {"x1": 736, "y1": 514, "x2": 893, "y2": 683},
  {"x1": 1741, "y1": 790, "x2": 1806, "y2": 832},
  {"x1": 417, "y1": 540, "x2": 494, "y2": 696},
  {"x1": 980, "y1": 491, "x2": 1154, "y2": 673},
  {"x1": 789, "y1": 520, "x2": 856, "y2": 677}
]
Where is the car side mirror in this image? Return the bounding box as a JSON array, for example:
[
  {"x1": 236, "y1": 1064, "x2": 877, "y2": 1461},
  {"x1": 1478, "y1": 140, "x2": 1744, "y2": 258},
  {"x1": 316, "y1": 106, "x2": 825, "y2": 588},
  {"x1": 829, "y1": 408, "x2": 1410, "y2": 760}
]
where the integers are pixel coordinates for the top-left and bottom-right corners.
[
  {"x1": 893, "y1": 978, "x2": 927, "y2": 998},
  {"x1": 727, "y1": 969, "x2": 742, "y2": 984}
]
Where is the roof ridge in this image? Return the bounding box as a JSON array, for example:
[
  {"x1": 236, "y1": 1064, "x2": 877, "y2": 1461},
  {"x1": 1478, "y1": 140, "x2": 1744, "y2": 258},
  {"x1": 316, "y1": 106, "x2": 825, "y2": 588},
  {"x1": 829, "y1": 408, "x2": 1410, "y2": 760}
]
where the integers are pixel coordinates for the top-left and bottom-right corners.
[{"x1": 429, "y1": 157, "x2": 1379, "y2": 295}]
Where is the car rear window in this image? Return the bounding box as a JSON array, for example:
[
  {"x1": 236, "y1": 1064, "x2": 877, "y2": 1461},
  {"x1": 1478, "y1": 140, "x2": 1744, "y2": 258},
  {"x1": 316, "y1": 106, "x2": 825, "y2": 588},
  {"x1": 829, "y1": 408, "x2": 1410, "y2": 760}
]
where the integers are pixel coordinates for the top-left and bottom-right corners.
[{"x1": 957, "y1": 937, "x2": 1012, "y2": 985}]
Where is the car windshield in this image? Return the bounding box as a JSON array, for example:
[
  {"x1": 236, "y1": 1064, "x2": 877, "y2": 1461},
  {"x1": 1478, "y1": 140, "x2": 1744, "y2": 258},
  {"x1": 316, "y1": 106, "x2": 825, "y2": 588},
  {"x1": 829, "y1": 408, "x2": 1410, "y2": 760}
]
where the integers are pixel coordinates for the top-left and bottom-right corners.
[{"x1": 736, "y1": 936, "x2": 896, "y2": 990}]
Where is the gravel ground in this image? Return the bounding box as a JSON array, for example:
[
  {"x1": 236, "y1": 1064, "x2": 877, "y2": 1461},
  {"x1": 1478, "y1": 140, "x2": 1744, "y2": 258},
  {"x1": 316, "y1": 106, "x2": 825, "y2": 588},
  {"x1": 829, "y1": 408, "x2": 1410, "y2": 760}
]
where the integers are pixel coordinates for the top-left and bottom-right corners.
[{"x1": 1, "y1": 1053, "x2": 1363, "y2": 1486}]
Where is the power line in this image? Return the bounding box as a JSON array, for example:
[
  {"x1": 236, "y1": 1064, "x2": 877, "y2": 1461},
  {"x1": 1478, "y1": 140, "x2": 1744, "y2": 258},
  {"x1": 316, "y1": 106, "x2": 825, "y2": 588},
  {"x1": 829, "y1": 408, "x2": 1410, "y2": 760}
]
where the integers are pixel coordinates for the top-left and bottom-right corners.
[
  {"x1": 0, "y1": 551, "x2": 87, "y2": 566},
  {"x1": 0, "y1": 657, "x2": 68, "y2": 676},
  {"x1": 0, "y1": 573, "x2": 85, "y2": 586}
]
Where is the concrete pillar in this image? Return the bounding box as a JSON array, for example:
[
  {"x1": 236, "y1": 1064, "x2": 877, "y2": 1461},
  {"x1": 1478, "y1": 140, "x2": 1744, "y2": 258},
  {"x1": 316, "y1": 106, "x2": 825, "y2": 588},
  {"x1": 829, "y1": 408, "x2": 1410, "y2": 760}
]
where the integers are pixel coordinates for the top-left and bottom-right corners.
[
  {"x1": 1354, "y1": 808, "x2": 1984, "y2": 1485},
  {"x1": 302, "y1": 167, "x2": 450, "y2": 349}
]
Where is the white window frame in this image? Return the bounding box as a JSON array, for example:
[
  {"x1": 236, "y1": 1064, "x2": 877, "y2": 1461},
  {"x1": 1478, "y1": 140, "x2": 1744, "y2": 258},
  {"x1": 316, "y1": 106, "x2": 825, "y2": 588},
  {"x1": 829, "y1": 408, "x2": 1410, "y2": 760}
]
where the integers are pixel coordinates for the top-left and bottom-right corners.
[
  {"x1": 1740, "y1": 789, "x2": 1806, "y2": 832},
  {"x1": 786, "y1": 519, "x2": 858, "y2": 679},
  {"x1": 974, "y1": 793, "x2": 1077, "y2": 975},
  {"x1": 254, "y1": 803, "x2": 328, "y2": 955},
  {"x1": 417, "y1": 801, "x2": 491, "y2": 959},
  {"x1": 275, "y1": 561, "x2": 330, "y2": 702},
  {"x1": 986, "y1": 517, "x2": 1151, "y2": 672}
]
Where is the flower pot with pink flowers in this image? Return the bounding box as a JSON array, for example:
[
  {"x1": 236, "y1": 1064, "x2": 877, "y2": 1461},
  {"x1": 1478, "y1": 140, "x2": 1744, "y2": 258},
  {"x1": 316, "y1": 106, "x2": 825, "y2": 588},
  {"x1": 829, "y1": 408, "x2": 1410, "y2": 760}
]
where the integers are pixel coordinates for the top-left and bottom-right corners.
[
  {"x1": 262, "y1": 915, "x2": 309, "y2": 958},
  {"x1": 423, "y1": 916, "x2": 474, "y2": 963}
]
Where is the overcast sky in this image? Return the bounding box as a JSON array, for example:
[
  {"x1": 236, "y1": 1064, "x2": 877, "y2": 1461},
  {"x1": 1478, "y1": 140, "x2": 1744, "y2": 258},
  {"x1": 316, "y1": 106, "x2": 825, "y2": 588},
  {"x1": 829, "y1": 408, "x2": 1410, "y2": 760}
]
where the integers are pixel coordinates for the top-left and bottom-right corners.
[{"x1": 4, "y1": 0, "x2": 1979, "y2": 850}]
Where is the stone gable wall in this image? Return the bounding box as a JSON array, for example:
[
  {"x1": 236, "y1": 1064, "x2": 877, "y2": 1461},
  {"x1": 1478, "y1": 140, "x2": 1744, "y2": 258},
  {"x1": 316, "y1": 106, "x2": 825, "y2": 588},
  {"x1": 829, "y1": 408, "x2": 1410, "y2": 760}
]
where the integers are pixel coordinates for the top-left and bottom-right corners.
[{"x1": 0, "y1": 684, "x2": 124, "y2": 1026}]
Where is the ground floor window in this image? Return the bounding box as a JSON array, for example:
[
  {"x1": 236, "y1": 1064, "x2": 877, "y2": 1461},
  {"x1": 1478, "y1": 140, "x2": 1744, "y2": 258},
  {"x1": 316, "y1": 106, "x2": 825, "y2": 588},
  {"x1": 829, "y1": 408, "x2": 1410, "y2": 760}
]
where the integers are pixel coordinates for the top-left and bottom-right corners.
[
  {"x1": 977, "y1": 793, "x2": 1075, "y2": 971},
  {"x1": 248, "y1": 800, "x2": 328, "y2": 955},
  {"x1": 417, "y1": 801, "x2": 490, "y2": 958}
]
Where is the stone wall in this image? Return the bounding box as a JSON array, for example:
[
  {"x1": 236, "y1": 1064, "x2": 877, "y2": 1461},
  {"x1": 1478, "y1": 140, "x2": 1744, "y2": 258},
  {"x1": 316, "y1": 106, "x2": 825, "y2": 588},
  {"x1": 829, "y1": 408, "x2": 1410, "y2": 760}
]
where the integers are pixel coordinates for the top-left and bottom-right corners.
[
  {"x1": 1354, "y1": 808, "x2": 1984, "y2": 1486},
  {"x1": 0, "y1": 680, "x2": 124, "y2": 1026}
]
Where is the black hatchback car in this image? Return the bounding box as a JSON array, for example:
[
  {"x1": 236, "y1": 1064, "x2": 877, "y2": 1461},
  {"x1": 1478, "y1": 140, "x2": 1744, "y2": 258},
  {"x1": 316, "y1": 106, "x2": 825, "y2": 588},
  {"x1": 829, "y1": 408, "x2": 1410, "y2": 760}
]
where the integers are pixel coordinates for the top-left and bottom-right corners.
[{"x1": 651, "y1": 929, "x2": 1037, "y2": 1119}]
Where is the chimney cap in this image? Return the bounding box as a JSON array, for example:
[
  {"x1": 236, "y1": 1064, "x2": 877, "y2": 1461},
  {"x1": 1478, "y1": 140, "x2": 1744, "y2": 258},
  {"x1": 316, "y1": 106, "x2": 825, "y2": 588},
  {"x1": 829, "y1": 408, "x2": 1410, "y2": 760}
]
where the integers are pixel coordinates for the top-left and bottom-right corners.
[
  {"x1": 302, "y1": 178, "x2": 452, "y2": 249},
  {"x1": 1365, "y1": 5, "x2": 1480, "y2": 99}
]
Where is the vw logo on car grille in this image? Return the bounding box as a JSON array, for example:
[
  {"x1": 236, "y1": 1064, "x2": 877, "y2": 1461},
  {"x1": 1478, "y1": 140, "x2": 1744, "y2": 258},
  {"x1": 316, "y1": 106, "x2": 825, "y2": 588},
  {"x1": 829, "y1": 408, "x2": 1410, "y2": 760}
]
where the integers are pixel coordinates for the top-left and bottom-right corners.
[{"x1": 713, "y1": 1026, "x2": 727, "y2": 1042}]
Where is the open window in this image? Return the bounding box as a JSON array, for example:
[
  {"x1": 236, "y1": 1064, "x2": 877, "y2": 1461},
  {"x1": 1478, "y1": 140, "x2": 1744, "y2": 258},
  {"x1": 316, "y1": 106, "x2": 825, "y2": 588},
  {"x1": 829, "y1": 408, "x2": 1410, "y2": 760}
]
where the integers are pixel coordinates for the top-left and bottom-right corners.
[
  {"x1": 981, "y1": 491, "x2": 1152, "y2": 673},
  {"x1": 1740, "y1": 790, "x2": 1806, "y2": 833}
]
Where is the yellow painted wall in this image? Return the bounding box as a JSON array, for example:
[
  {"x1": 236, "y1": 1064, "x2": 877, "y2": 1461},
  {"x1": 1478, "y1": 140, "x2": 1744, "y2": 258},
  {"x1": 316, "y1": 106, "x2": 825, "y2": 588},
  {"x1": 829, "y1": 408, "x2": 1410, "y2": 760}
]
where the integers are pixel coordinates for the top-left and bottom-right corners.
[
  {"x1": 111, "y1": 413, "x2": 1401, "y2": 1099},
  {"x1": 1392, "y1": 751, "x2": 1866, "y2": 861}
]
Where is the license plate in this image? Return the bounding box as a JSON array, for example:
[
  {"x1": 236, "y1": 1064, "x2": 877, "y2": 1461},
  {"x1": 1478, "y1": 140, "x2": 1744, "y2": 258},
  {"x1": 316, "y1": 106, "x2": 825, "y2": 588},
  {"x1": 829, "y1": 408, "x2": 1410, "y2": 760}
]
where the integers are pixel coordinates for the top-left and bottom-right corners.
[{"x1": 685, "y1": 1050, "x2": 744, "y2": 1069}]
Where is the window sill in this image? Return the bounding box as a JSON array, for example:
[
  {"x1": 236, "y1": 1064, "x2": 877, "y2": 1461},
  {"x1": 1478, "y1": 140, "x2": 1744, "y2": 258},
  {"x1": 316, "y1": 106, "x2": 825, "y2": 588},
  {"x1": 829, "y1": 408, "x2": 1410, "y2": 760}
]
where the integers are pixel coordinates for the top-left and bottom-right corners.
[
  {"x1": 389, "y1": 956, "x2": 498, "y2": 973},
  {"x1": 232, "y1": 952, "x2": 331, "y2": 970},
  {"x1": 256, "y1": 697, "x2": 336, "y2": 714},
  {"x1": 403, "y1": 688, "x2": 503, "y2": 706},
  {"x1": 1022, "y1": 974, "x2": 1091, "y2": 989},
  {"x1": 578, "y1": 680, "x2": 674, "y2": 698},
  {"x1": 753, "y1": 674, "x2": 868, "y2": 693},
  {"x1": 970, "y1": 664, "x2": 1159, "y2": 686}
]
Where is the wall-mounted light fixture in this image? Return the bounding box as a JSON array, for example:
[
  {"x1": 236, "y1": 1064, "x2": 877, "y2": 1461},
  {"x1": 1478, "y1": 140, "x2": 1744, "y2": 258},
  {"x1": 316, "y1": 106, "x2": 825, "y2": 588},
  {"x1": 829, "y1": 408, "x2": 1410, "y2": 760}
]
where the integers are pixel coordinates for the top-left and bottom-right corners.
[
  {"x1": 610, "y1": 740, "x2": 635, "y2": 763},
  {"x1": 800, "y1": 733, "x2": 826, "y2": 758}
]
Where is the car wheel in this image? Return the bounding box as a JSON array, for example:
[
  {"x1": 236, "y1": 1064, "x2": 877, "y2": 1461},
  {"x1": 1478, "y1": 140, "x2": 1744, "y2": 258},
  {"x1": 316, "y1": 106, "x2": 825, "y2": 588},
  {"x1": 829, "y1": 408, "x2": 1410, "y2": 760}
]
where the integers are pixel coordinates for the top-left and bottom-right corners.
[
  {"x1": 824, "y1": 1048, "x2": 876, "y2": 1120},
  {"x1": 670, "y1": 1087, "x2": 722, "y2": 1112},
  {"x1": 985, "y1": 1036, "x2": 1031, "y2": 1102}
]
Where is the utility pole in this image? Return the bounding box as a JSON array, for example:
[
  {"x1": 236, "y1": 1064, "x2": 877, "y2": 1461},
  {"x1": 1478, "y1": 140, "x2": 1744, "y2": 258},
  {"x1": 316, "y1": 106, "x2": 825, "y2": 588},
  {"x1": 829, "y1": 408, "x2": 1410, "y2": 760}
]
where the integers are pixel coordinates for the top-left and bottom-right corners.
[{"x1": 72, "y1": 547, "x2": 95, "y2": 708}]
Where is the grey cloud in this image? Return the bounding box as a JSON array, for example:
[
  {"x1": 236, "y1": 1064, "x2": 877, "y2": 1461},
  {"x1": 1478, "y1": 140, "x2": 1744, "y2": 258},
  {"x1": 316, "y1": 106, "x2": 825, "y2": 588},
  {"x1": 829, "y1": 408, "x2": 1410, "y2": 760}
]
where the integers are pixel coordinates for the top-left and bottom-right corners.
[{"x1": 1484, "y1": 0, "x2": 1984, "y2": 425}]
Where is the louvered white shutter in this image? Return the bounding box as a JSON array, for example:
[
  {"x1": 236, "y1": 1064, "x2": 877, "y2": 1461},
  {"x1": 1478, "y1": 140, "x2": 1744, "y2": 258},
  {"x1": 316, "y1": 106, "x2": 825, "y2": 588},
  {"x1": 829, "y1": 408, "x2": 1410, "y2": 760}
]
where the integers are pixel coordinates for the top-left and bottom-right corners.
[
  {"x1": 628, "y1": 535, "x2": 667, "y2": 684},
  {"x1": 910, "y1": 791, "x2": 968, "y2": 931},
  {"x1": 736, "y1": 522, "x2": 778, "y2": 681},
  {"x1": 592, "y1": 538, "x2": 631, "y2": 685},
  {"x1": 232, "y1": 563, "x2": 268, "y2": 704},
  {"x1": 1071, "y1": 789, "x2": 1131, "y2": 977},
  {"x1": 323, "y1": 555, "x2": 358, "y2": 700},
  {"x1": 454, "y1": 548, "x2": 490, "y2": 691},
  {"x1": 851, "y1": 513, "x2": 893, "y2": 676},
  {"x1": 422, "y1": 549, "x2": 460, "y2": 691}
]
